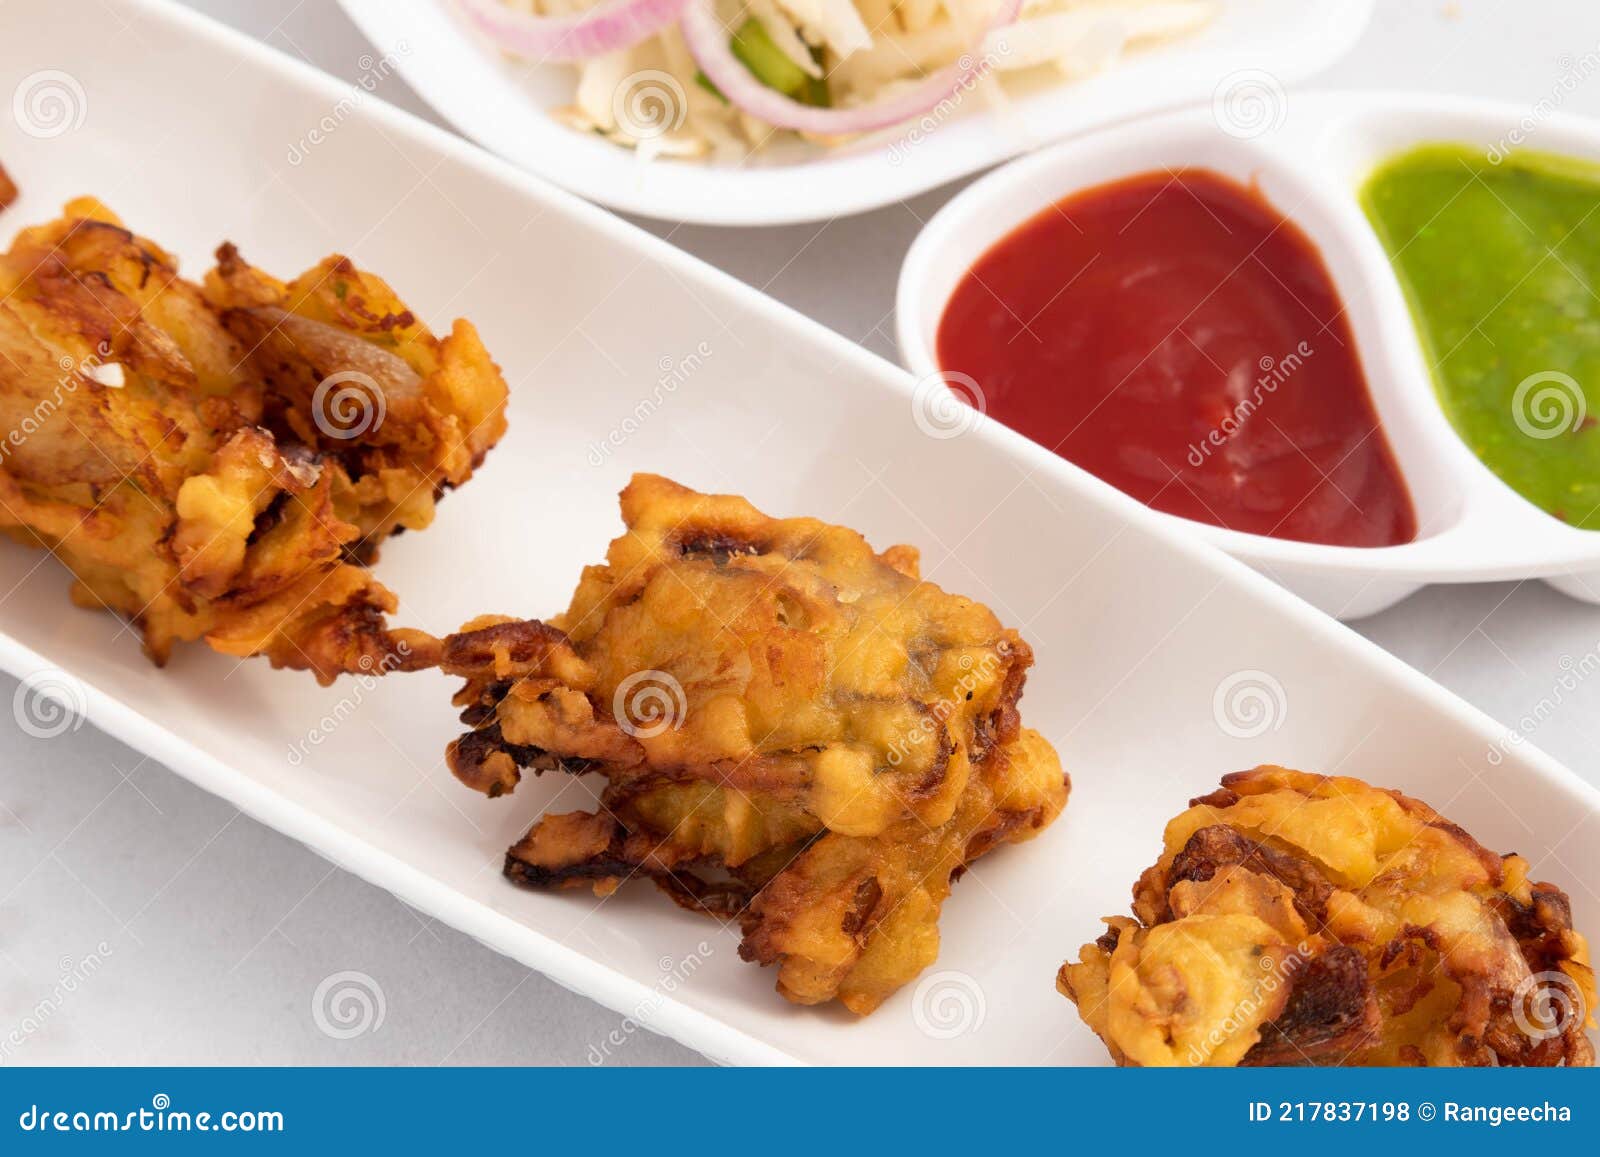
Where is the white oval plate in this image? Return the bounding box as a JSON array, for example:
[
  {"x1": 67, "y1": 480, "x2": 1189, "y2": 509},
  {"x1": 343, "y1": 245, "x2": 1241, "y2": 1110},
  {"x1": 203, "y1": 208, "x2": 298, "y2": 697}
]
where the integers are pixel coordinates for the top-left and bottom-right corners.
[
  {"x1": 334, "y1": 0, "x2": 1373, "y2": 225},
  {"x1": 900, "y1": 93, "x2": 1600, "y2": 620},
  {"x1": 1, "y1": 0, "x2": 1595, "y2": 1065}
]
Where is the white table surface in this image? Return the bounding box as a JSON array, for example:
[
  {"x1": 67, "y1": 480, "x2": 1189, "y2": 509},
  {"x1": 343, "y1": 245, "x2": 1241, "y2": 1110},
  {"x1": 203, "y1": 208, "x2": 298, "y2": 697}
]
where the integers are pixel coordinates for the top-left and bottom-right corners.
[{"x1": 4, "y1": 0, "x2": 1600, "y2": 1066}]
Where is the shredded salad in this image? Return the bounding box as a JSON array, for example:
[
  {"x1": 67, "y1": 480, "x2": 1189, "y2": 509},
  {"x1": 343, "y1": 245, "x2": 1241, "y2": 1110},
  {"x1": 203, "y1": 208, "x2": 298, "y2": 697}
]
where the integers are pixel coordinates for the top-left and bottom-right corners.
[{"x1": 462, "y1": 0, "x2": 1216, "y2": 159}]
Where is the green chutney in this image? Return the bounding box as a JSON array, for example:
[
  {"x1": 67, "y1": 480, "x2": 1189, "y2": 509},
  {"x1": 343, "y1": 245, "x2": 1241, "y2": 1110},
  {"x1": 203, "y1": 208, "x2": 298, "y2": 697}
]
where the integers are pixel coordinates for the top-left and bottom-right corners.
[{"x1": 1362, "y1": 143, "x2": 1600, "y2": 528}]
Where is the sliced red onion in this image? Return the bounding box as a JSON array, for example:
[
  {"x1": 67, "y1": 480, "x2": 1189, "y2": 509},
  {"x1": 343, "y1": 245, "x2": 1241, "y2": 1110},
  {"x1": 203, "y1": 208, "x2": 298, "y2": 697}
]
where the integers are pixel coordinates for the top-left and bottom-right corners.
[
  {"x1": 458, "y1": 0, "x2": 689, "y2": 62},
  {"x1": 681, "y1": 0, "x2": 1022, "y2": 135}
]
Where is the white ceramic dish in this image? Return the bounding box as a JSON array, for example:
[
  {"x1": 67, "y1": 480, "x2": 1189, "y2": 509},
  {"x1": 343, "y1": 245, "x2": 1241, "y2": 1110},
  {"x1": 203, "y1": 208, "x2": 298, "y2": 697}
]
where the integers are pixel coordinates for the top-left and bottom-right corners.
[
  {"x1": 898, "y1": 94, "x2": 1600, "y2": 621},
  {"x1": 1, "y1": 1, "x2": 1596, "y2": 1066},
  {"x1": 333, "y1": 0, "x2": 1374, "y2": 225}
]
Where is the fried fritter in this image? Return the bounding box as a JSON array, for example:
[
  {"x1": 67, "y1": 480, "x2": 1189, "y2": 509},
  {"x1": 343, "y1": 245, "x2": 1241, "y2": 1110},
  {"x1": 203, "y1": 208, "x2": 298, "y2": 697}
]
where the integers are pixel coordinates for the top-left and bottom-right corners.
[
  {"x1": 440, "y1": 474, "x2": 1069, "y2": 1014},
  {"x1": 1060, "y1": 766, "x2": 1596, "y2": 1066},
  {"x1": 0, "y1": 198, "x2": 508, "y2": 682}
]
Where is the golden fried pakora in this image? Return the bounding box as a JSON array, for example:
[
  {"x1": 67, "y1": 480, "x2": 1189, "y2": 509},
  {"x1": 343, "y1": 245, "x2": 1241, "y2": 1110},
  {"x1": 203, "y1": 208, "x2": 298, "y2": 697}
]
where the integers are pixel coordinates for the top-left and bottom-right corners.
[
  {"x1": 439, "y1": 474, "x2": 1069, "y2": 1014},
  {"x1": 0, "y1": 198, "x2": 508, "y2": 682},
  {"x1": 1060, "y1": 766, "x2": 1596, "y2": 1066}
]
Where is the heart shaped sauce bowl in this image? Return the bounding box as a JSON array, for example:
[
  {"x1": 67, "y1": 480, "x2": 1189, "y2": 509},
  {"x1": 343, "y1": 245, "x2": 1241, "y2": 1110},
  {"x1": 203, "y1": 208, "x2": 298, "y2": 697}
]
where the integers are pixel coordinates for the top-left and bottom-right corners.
[{"x1": 898, "y1": 93, "x2": 1600, "y2": 620}]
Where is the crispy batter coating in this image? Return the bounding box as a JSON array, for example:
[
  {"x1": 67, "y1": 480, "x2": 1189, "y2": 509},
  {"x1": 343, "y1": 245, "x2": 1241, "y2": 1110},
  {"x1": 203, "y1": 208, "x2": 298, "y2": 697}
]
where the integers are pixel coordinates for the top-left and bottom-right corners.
[
  {"x1": 1060, "y1": 766, "x2": 1596, "y2": 1066},
  {"x1": 0, "y1": 198, "x2": 508, "y2": 682},
  {"x1": 440, "y1": 474, "x2": 1069, "y2": 1014}
]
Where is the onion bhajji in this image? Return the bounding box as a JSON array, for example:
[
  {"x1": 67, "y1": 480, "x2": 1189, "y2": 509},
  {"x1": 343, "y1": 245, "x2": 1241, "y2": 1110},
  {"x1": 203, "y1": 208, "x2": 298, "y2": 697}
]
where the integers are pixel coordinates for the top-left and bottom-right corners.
[
  {"x1": 440, "y1": 474, "x2": 1069, "y2": 1014},
  {"x1": 1060, "y1": 766, "x2": 1596, "y2": 1066},
  {"x1": 0, "y1": 198, "x2": 508, "y2": 682}
]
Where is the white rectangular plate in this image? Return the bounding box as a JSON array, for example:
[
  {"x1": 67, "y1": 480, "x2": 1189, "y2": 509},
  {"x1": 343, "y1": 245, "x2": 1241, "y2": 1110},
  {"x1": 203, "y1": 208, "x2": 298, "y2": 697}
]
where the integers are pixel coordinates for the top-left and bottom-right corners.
[
  {"x1": 333, "y1": 0, "x2": 1374, "y2": 224},
  {"x1": 1, "y1": 0, "x2": 1595, "y2": 1066}
]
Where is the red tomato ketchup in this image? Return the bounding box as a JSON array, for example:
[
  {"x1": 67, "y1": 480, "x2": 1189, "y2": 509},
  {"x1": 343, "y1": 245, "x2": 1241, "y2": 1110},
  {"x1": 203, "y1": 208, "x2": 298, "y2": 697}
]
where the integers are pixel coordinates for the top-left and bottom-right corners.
[{"x1": 935, "y1": 170, "x2": 1416, "y2": 547}]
